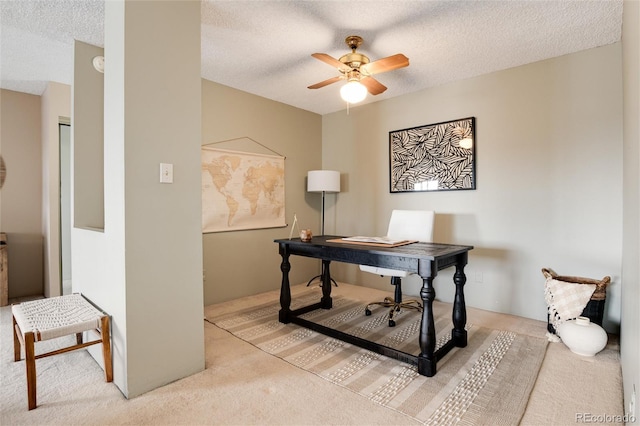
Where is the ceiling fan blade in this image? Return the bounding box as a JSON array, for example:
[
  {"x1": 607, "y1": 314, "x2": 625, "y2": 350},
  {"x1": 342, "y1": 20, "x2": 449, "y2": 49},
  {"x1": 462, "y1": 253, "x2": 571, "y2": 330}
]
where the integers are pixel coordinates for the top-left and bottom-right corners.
[
  {"x1": 307, "y1": 75, "x2": 343, "y2": 90},
  {"x1": 360, "y1": 53, "x2": 409, "y2": 75},
  {"x1": 312, "y1": 53, "x2": 352, "y2": 72},
  {"x1": 360, "y1": 76, "x2": 387, "y2": 95}
]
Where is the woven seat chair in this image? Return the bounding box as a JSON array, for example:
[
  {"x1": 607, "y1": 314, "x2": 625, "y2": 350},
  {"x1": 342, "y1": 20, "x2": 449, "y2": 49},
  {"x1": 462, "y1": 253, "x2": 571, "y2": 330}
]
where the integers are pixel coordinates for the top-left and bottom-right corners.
[
  {"x1": 12, "y1": 293, "x2": 113, "y2": 410},
  {"x1": 361, "y1": 210, "x2": 435, "y2": 327}
]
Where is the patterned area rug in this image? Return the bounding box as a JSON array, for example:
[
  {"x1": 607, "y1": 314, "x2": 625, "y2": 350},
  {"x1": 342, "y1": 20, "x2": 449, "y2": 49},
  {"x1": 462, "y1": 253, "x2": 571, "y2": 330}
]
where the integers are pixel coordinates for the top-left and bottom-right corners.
[{"x1": 209, "y1": 291, "x2": 548, "y2": 425}]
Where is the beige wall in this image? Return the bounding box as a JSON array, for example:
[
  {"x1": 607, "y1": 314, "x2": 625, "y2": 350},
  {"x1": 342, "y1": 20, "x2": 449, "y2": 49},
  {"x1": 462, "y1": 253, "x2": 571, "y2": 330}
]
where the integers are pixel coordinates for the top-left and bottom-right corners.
[
  {"x1": 0, "y1": 89, "x2": 43, "y2": 298},
  {"x1": 621, "y1": 0, "x2": 640, "y2": 418},
  {"x1": 73, "y1": 41, "x2": 105, "y2": 230},
  {"x1": 322, "y1": 43, "x2": 623, "y2": 333},
  {"x1": 201, "y1": 80, "x2": 323, "y2": 305}
]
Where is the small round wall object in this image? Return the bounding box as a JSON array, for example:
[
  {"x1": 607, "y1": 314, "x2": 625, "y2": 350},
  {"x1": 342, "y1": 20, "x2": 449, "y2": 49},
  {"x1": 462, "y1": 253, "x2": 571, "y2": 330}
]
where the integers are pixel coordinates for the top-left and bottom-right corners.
[
  {"x1": 300, "y1": 229, "x2": 312, "y2": 242},
  {"x1": 558, "y1": 316, "x2": 608, "y2": 357}
]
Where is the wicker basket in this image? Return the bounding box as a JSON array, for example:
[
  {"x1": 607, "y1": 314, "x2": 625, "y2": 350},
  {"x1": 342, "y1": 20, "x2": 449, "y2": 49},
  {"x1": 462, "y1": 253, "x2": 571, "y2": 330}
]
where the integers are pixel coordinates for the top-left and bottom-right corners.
[{"x1": 542, "y1": 267, "x2": 610, "y2": 334}]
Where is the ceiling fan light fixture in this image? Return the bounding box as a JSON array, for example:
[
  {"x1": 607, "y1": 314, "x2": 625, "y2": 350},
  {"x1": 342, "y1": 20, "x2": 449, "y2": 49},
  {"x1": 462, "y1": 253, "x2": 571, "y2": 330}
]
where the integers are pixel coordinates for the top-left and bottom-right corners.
[{"x1": 340, "y1": 80, "x2": 367, "y2": 104}]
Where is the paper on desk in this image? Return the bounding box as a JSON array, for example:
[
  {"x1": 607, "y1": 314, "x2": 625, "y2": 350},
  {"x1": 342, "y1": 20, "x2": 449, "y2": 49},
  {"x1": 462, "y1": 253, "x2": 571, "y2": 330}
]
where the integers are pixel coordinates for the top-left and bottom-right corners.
[{"x1": 341, "y1": 236, "x2": 411, "y2": 245}]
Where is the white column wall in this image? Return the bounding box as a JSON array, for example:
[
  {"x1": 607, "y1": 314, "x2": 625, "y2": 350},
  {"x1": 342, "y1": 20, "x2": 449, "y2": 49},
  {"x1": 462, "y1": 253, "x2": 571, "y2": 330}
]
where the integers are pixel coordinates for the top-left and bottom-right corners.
[
  {"x1": 73, "y1": 0, "x2": 204, "y2": 398},
  {"x1": 621, "y1": 0, "x2": 640, "y2": 418}
]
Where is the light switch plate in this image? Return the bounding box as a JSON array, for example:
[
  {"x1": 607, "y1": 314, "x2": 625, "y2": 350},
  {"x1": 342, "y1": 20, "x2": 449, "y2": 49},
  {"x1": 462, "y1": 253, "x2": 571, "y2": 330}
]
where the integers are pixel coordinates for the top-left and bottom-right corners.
[{"x1": 160, "y1": 163, "x2": 173, "y2": 183}]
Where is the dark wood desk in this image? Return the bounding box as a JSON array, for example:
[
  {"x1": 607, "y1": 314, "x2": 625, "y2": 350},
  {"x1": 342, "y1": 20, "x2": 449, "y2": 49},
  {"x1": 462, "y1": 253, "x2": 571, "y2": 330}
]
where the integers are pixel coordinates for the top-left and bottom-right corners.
[{"x1": 275, "y1": 235, "x2": 473, "y2": 377}]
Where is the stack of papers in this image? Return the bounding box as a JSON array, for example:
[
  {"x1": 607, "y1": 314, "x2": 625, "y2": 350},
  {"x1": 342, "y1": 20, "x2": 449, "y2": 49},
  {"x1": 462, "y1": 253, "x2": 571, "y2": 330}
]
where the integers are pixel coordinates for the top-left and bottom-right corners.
[{"x1": 341, "y1": 236, "x2": 410, "y2": 245}]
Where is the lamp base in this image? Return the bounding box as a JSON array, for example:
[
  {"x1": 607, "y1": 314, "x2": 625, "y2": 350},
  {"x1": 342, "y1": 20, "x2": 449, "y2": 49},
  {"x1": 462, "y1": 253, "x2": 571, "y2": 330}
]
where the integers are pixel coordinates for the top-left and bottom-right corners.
[
  {"x1": 306, "y1": 262, "x2": 338, "y2": 287},
  {"x1": 306, "y1": 274, "x2": 338, "y2": 287}
]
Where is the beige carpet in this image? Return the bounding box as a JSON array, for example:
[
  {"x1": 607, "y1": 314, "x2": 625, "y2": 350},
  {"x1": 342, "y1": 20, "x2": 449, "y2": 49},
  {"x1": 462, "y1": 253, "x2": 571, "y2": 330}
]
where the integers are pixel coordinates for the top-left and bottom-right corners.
[
  {"x1": 1, "y1": 283, "x2": 624, "y2": 425},
  {"x1": 208, "y1": 289, "x2": 547, "y2": 425}
]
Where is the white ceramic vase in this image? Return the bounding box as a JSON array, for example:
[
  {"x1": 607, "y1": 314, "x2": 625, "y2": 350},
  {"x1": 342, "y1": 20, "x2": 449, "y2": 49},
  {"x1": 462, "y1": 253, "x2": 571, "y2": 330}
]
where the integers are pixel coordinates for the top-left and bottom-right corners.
[{"x1": 558, "y1": 316, "x2": 608, "y2": 357}]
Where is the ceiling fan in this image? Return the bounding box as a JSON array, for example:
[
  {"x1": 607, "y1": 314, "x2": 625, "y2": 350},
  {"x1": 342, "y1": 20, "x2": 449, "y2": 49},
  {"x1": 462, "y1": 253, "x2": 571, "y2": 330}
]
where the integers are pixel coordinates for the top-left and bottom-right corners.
[{"x1": 308, "y1": 35, "x2": 410, "y2": 104}]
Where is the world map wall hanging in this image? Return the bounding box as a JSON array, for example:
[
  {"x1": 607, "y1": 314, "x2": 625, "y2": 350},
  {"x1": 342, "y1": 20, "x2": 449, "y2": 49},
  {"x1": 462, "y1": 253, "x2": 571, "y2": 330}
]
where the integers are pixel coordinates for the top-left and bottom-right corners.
[
  {"x1": 389, "y1": 117, "x2": 476, "y2": 193},
  {"x1": 201, "y1": 146, "x2": 286, "y2": 233}
]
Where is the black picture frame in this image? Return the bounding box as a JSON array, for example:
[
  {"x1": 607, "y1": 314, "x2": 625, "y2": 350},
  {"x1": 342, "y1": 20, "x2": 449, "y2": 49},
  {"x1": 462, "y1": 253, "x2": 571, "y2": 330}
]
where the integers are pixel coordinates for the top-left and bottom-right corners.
[{"x1": 389, "y1": 117, "x2": 476, "y2": 193}]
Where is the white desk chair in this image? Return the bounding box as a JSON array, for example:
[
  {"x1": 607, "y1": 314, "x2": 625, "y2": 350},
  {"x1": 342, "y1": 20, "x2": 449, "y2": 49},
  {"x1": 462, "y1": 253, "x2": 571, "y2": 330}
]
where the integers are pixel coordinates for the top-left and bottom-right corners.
[{"x1": 360, "y1": 210, "x2": 435, "y2": 327}]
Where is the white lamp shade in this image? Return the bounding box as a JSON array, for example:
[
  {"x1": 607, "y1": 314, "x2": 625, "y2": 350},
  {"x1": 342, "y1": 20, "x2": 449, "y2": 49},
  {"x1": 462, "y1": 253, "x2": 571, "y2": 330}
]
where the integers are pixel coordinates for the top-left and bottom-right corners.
[
  {"x1": 340, "y1": 81, "x2": 367, "y2": 104},
  {"x1": 307, "y1": 170, "x2": 340, "y2": 193}
]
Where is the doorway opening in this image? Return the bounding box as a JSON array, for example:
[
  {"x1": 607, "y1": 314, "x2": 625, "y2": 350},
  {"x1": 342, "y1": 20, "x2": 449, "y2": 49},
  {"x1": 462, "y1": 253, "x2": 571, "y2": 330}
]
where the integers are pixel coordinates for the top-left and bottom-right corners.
[{"x1": 59, "y1": 122, "x2": 71, "y2": 295}]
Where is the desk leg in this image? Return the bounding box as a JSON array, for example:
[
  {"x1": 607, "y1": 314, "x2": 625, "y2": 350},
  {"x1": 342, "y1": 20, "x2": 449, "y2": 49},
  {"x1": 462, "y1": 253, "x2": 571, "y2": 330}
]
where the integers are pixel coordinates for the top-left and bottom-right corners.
[
  {"x1": 452, "y1": 262, "x2": 468, "y2": 347},
  {"x1": 278, "y1": 246, "x2": 292, "y2": 323},
  {"x1": 320, "y1": 260, "x2": 333, "y2": 309},
  {"x1": 418, "y1": 276, "x2": 437, "y2": 377}
]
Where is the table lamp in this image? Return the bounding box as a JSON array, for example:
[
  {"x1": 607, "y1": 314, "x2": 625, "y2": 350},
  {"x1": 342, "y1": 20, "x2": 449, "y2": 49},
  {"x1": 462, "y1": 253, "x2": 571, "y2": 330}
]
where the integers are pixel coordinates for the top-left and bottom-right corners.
[
  {"x1": 307, "y1": 170, "x2": 341, "y2": 235},
  {"x1": 307, "y1": 170, "x2": 340, "y2": 287}
]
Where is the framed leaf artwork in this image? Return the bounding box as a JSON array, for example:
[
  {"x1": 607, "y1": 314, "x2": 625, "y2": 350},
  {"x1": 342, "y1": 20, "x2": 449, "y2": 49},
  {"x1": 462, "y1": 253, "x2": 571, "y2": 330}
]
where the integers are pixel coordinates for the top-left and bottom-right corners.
[{"x1": 389, "y1": 117, "x2": 476, "y2": 193}]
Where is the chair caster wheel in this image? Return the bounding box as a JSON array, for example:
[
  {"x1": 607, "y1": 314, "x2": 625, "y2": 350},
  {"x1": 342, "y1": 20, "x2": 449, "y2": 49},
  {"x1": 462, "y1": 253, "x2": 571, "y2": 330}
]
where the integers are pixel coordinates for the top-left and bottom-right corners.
[
  {"x1": 365, "y1": 308, "x2": 372, "y2": 316},
  {"x1": 389, "y1": 319, "x2": 396, "y2": 327}
]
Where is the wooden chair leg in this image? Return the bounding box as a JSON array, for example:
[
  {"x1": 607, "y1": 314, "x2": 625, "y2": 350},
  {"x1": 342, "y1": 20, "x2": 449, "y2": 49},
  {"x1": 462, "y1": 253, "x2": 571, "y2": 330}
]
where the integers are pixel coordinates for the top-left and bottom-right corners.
[
  {"x1": 25, "y1": 332, "x2": 37, "y2": 410},
  {"x1": 100, "y1": 316, "x2": 113, "y2": 382},
  {"x1": 12, "y1": 315, "x2": 21, "y2": 362}
]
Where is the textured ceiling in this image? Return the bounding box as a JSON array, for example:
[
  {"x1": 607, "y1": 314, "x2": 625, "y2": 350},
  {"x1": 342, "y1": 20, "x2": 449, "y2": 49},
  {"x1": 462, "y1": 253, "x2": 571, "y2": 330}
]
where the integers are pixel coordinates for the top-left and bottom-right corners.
[{"x1": 0, "y1": 0, "x2": 623, "y2": 115}]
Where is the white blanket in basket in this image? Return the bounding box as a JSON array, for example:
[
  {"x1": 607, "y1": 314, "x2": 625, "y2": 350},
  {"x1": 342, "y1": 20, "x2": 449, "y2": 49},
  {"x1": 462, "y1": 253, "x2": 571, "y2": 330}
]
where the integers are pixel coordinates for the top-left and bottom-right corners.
[{"x1": 544, "y1": 278, "x2": 596, "y2": 340}]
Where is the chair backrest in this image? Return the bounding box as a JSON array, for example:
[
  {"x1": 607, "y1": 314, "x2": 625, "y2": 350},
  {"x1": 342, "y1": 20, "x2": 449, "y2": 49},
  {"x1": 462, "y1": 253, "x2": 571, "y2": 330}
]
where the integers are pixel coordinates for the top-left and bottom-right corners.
[{"x1": 386, "y1": 210, "x2": 434, "y2": 243}]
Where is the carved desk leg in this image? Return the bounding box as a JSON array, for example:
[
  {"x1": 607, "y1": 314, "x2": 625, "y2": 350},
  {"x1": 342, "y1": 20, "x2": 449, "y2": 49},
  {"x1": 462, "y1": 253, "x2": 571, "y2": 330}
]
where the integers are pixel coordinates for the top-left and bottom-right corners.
[
  {"x1": 452, "y1": 256, "x2": 468, "y2": 347},
  {"x1": 418, "y1": 275, "x2": 437, "y2": 377},
  {"x1": 320, "y1": 260, "x2": 333, "y2": 309},
  {"x1": 278, "y1": 245, "x2": 292, "y2": 323}
]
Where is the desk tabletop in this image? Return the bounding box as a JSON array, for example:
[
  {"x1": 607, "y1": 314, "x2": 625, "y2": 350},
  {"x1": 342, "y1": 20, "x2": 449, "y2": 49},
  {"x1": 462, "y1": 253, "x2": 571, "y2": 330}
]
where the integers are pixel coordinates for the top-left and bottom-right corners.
[{"x1": 275, "y1": 235, "x2": 473, "y2": 261}]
